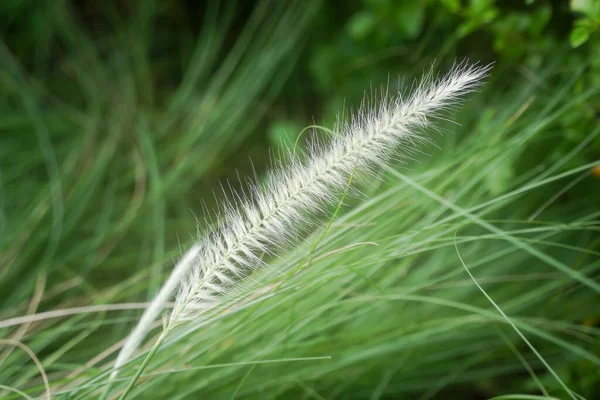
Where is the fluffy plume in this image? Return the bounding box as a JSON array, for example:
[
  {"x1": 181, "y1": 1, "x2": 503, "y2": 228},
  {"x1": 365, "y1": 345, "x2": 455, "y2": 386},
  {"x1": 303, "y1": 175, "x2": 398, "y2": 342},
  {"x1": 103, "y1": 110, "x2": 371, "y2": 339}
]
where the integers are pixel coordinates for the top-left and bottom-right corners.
[
  {"x1": 169, "y1": 62, "x2": 489, "y2": 324},
  {"x1": 111, "y1": 63, "x2": 489, "y2": 384}
]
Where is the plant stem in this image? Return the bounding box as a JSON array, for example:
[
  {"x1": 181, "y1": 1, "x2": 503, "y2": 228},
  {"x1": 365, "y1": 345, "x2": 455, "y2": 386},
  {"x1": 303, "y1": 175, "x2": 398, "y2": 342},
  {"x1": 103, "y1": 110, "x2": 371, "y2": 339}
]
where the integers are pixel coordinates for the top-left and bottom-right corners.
[
  {"x1": 113, "y1": 244, "x2": 200, "y2": 379},
  {"x1": 99, "y1": 379, "x2": 113, "y2": 400},
  {"x1": 117, "y1": 331, "x2": 167, "y2": 400}
]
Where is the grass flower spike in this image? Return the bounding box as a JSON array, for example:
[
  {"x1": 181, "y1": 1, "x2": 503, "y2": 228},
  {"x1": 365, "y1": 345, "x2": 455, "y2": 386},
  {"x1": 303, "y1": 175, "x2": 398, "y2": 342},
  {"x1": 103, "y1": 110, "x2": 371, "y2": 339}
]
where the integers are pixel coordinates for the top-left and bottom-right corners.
[
  {"x1": 115, "y1": 62, "x2": 489, "y2": 399},
  {"x1": 171, "y1": 62, "x2": 489, "y2": 324}
]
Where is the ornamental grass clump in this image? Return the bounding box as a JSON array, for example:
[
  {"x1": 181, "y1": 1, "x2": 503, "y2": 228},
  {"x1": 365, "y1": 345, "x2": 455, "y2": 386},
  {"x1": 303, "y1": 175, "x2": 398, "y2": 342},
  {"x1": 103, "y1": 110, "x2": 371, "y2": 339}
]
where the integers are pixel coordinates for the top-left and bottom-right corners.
[{"x1": 113, "y1": 62, "x2": 490, "y2": 399}]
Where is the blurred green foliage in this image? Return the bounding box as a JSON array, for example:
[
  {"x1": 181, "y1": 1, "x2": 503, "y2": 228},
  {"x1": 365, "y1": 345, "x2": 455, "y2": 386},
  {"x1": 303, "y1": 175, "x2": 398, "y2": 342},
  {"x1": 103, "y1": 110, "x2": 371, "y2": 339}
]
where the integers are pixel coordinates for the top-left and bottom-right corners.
[
  {"x1": 303, "y1": 0, "x2": 599, "y2": 105},
  {"x1": 570, "y1": 0, "x2": 600, "y2": 47}
]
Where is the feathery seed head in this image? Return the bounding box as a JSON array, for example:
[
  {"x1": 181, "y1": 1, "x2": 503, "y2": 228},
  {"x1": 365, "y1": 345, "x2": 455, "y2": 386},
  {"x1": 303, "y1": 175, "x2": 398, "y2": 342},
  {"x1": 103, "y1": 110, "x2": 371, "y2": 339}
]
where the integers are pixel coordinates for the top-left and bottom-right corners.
[{"x1": 169, "y1": 62, "x2": 490, "y2": 326}]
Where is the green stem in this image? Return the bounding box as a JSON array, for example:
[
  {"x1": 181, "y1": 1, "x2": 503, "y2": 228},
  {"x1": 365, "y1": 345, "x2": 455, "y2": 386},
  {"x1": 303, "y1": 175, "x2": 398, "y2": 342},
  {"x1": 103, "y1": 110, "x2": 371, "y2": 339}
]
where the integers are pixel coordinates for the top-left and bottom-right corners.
[
  {"x1": 117, "y1": 331, "x2": 167, "y2": 400},
  {"x1": 99, "y1": 380, "x2": 113, "y2": 400}
]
